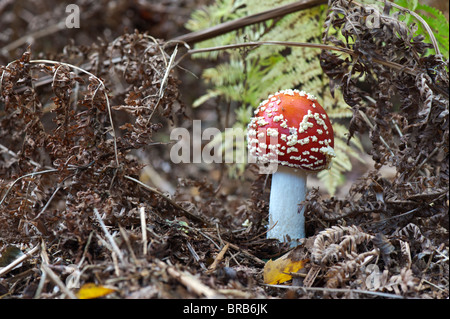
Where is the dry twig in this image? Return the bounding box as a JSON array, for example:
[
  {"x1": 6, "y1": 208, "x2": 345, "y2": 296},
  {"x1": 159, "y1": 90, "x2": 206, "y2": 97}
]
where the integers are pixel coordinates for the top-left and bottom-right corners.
[{"x1": 206, "y1": 243, "x2": 230, "y2": 274}]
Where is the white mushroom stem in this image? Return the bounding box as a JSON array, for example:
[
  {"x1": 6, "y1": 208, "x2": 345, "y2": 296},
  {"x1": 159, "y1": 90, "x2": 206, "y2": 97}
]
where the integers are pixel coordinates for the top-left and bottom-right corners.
[{"x1": 267, "y1": 165, "x2": 307, "y2": 246}]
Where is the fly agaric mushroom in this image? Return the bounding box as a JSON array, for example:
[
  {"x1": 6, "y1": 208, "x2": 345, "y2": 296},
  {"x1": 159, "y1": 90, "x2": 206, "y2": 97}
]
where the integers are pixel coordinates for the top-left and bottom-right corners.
[{"x1": 247, "y1": 89, "x2": 335, "y2": 246}]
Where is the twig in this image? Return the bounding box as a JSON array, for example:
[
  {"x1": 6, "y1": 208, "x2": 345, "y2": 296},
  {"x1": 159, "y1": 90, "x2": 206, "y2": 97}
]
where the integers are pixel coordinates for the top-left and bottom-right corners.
[
  {"x1": 148, "y1": 45, "x2": 179, "y2": 121},
  {"x1": 1, "y1": 21, "x2": 66, "y2": 55},
  {"x1": 39, "y1": 240, "x2": 78, "y2": 299},
  {"x1": 362, "y1": 207, "x2": 420, "y2": 227},
  {"x1": 265, "y1": 284, "x2": 405, "y2": 299},
  {"x1": 41, "y1": 263, "x2": 78, "y2": 299},
  {"x1": 33, "y1": 186, "x2": 61, "y2": 220},
  {"x1": 246, "y1": 220, "x2": 278, "y2": 242},
  {"x1": 0, "y1": 143, "x2": 42, "y2": 168},
  {"x1": 180, "y1": 224, "x2": 221, "y2": 250},
  {"x1": 93, "y1": 208, "x2": 125, "y2": 264},
  {"x1": 34, "y1": 266, "x2": 47, "y2": 299},
  {"x1": 158, "y1": 260, "x2": 220, "y2": 298},
  {"x1": 0, "y1": 168, "x2": 61, "y2": 206},
  {"x1": 206, "y1": 243, "x2": 230, "y2": 274},
  {"x1": 206, "y1": 233, "x2": 265, "y2": 266},
  {"x1": 303, "y1": 264, "x2": 321, "y2": 287},
  {"x1": 119, "y1": 225, "x2": 139, "y2": 265},
  {"x1": 139, "y1": 163, "x2": 175, "y2": 195},
  {"x1": 358, "y1": 109, "x2": 395, "y2": 156},
  {"x1": 184, "y1": 40, "x2": 417, "y2": 77},
  {"x1": 78, "y1": 231, "x2": 94, "y2": 268},
  {"x1": 124, "y1": 175, "x2": 211, "y2": 226},
  {"x1": 5, "y1": 0, "x2": 444, "y2": 99},
  {"x1": 420, "y1": 279, "x2": 447, "y2": 292},
  {"x1": 186, "y1": 241, "x2": 207, "y2": 271},
  {"x1": 140, "y1": 206, "x2": 148, "y2": 256},
  {"x1": 172, "y1": 0, "x2": 327, "y2": 44},
  {"x1": 406, "y1": 147, "x2": 440, "y2": 181},
  {"x1": 0, "y1": 245, "x2": 40, "y2": 277}
]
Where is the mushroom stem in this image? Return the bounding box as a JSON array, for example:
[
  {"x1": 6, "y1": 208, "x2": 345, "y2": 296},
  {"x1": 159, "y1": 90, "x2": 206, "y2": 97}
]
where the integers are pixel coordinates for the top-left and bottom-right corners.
[{"x1": 267, "y1": 165, "x2": 307, "y2": 246}]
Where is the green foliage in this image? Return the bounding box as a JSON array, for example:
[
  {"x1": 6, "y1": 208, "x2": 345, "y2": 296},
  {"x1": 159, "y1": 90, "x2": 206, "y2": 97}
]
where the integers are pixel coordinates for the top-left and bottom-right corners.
[
  {"x1": 185, "y1": 0, "x2": 247, "y2": 60},
  {"x1": 394, "y1": 0, "x2": 449, "y2": 59},
  {"x1": 186, "y1": 0, "x2": 364, "y2": 195}
]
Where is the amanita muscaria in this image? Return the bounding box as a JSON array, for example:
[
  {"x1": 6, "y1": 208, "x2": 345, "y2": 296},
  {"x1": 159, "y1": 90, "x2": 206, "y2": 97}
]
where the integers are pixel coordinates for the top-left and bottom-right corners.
[{"x1": 247, "y1": 89, "x2": 335, "y2": 246}]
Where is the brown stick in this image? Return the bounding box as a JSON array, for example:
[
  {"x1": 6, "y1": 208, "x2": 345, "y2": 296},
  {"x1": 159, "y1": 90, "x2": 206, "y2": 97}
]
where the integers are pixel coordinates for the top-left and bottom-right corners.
[
  {"x1": 206, "y1": 243, "x2": 230, "y2": 274},
  {"x1": 158, "y1": 260, "x2": 220, "y2": 298},
  {"x1": 0, "y1": 245, "x2": 40, "y2": 277},
  {"x1": 172, "y1": 0, "x2": 327, "y2": 45}
]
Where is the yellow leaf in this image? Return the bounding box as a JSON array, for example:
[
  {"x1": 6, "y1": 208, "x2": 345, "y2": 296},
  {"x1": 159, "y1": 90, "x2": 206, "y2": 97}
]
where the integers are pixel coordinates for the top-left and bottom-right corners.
[
  {"x1": 263, "y1": 248, "x2": 309, "y2": 285},
  {"x1": 76, "y1": 283, "x2": 116, "y2": 299}
]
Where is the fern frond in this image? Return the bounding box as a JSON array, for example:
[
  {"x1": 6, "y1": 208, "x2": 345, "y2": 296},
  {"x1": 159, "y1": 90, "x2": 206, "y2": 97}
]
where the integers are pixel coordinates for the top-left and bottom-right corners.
[
  {"x1": 185, "y1": 0, "x2": 247, "y2": 59},
  {"x1": 394, "y1": 0, "x2": 449, "y2": 59},
  {"x1": 415, "y1": 3, "x2": 449, "y2": 58},
  {"x1": 317, "y1": 160, "x2": 345, "y2": 196}
]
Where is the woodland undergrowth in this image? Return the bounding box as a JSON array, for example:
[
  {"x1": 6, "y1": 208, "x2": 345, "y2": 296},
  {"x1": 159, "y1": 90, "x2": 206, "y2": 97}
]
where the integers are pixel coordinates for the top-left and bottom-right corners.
[{"x1": 0, "y1": 0, "x2": 448, "y2": 299}]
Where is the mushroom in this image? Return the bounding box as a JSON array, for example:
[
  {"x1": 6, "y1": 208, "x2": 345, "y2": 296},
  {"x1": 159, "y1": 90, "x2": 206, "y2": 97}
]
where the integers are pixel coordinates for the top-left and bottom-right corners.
[{"x1": 247, "y1": 89, "x2": 335, "y2": 246}]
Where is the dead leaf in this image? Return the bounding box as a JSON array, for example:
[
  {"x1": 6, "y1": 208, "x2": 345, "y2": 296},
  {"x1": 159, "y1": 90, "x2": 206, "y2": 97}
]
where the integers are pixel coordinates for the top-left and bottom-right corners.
[
  {"x1": 263, "y1": 248, "x2": 309, "y2": 285},
  {"x1": 76, "y1": 283, "x2": 116, "y2": 299},
  {"x1": 0, "y1": 246, "x2": 24, "y2": 267}
]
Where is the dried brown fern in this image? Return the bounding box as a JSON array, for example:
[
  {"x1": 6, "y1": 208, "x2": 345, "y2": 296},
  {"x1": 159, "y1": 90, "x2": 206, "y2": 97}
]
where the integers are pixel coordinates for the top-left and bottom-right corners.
[
  {"x1": 0, "y1": 32, "x2": 185, "y2": 244},
  {"x1": 363, "y1": 265, "x2": 420, "y2": 295},
  {"x1": 320, "y1": 0, "x2": 449, "y2": 195},
  {"x1": 310, "y1": 225, "x2": 423, "y2": 295},
  {"x1": 325, "y1": 249, "x2": 379, "y2": 289},
  {"x1": 302, "y1": 0, "x2": 448, "y2": 296},
  {"x1": 310, "y1": 226, "x2": 379, "y2": 289},
  {"x1": 311, "y1": 225, "x2": 374, "y2": 264}
]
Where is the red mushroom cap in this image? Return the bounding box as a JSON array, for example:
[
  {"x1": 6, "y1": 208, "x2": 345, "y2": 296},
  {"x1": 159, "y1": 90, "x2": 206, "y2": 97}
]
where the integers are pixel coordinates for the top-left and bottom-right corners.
[{"x1": 247, "y1": 89, "x2": 335, "y2": 171}]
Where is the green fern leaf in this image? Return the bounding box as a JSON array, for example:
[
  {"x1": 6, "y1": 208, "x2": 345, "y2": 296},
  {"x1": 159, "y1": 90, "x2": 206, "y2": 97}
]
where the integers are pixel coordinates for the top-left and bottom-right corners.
[
  {"x1": 415, "y1": 3, "x2": 449, "y2": 58},
  {"x1": 394, "y1": 0, "x2": 449, "y2": 59}
]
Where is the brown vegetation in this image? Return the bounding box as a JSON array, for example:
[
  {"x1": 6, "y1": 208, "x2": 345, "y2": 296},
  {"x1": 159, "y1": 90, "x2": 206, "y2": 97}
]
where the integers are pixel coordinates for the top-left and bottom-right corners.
[{"x1": 0, "y1": 0, "x2": 448, "y2": 299}]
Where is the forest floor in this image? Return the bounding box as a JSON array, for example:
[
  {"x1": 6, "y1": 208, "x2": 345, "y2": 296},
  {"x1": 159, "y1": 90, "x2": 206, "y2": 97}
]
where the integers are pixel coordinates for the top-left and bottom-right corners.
[{"x1": 0, "y1": 0, "x2": 448, "y2": 300}]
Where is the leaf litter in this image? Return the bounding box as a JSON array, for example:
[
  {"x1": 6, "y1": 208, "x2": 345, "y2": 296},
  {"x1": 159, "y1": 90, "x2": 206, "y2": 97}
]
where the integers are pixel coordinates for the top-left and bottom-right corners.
[{"x1": 0, "y1": 0, "x2": 448, "y2": 299}]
